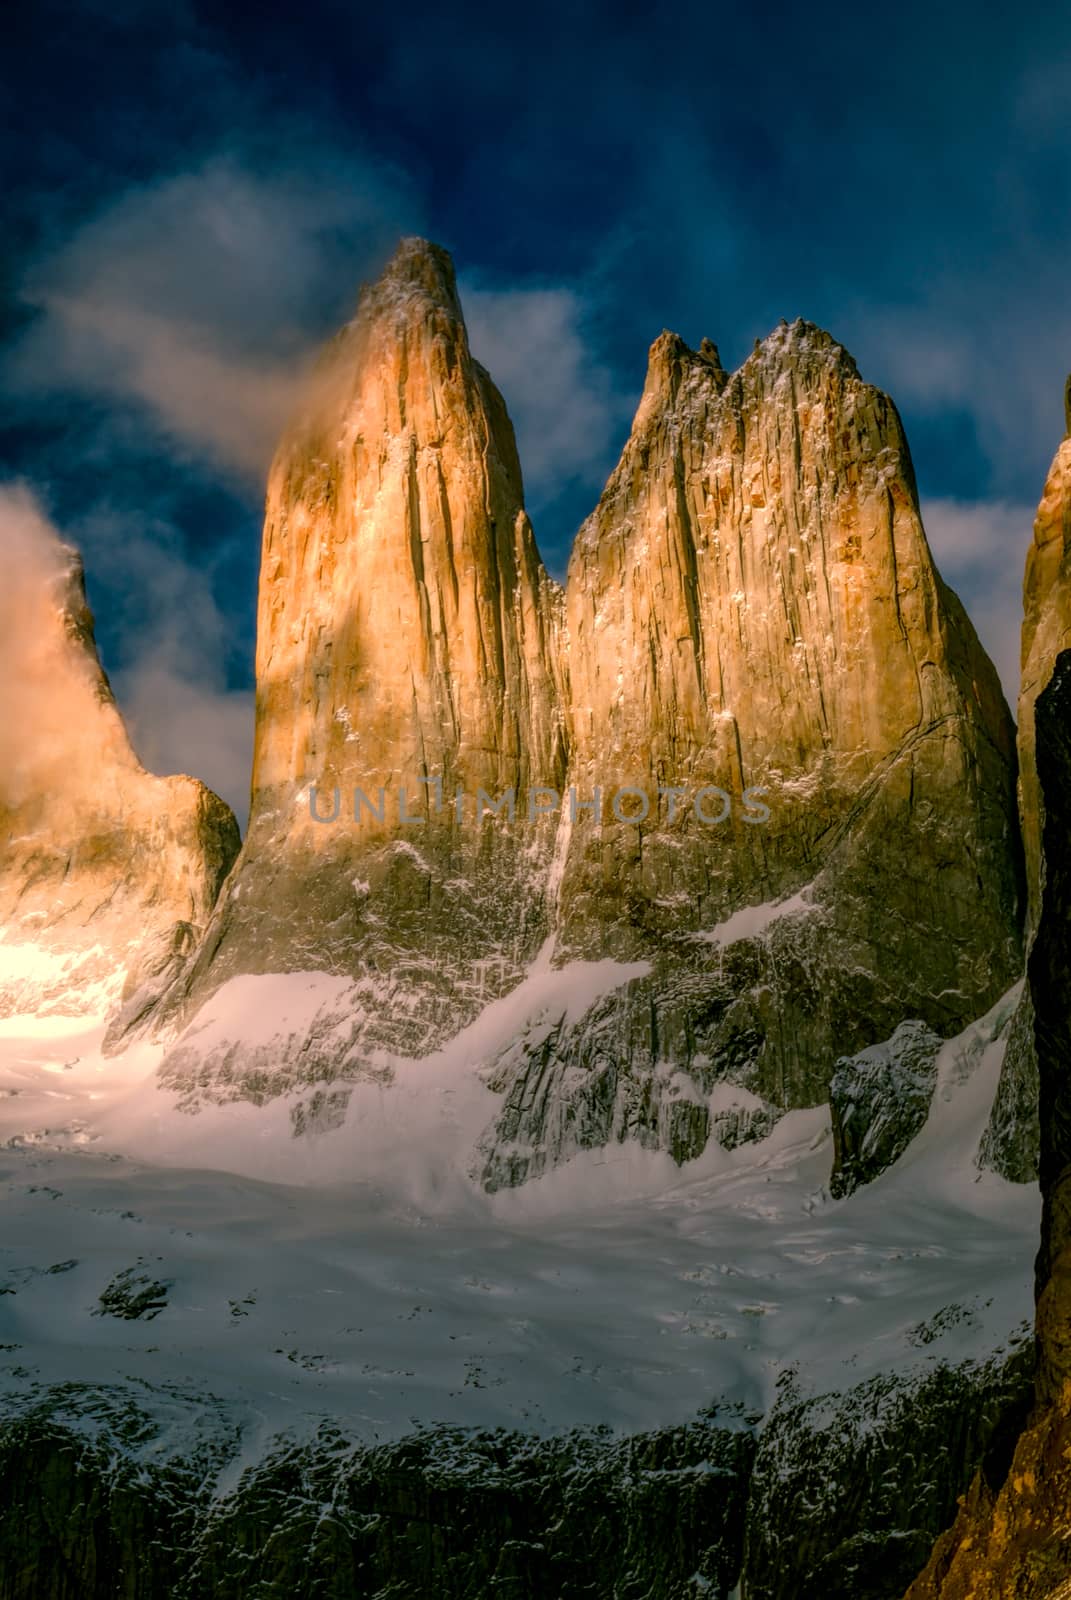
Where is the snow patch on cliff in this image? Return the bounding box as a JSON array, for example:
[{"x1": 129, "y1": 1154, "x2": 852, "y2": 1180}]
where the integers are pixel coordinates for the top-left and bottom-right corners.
[{"x1": 691, "y1": 885, "x2": 818, "y2": 947}]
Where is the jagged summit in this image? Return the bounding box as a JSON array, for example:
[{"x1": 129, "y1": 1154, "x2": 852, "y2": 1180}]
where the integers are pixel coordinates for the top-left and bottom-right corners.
[
  {"x1": 748, "y1": 314, "x2": 859, "y2": 369},
  {"x1": 634, "y1": 318, "x2": 868, "y2": 449},
  {"x1": 645, "y1": 327, "x2": 727, "y2": 380},
  {"x1": 145, "y1": 228, "x2": 565, "y2": 1071},
  {"x1": 106, "y1": 242, "x2": 1021, "y2": 1193},
  {"x1": 356, "y1": 235, "x2": 464, "y2": 326},
  {"x1": 0, "y1": 498, "x2": 239, "y2": 1019},
  {"x1": 528, "y1": 290, "x2": 1022, "y2": 1186},
  {"x1": 629, "y1": 329, "x2": 728, "y2": 433}
]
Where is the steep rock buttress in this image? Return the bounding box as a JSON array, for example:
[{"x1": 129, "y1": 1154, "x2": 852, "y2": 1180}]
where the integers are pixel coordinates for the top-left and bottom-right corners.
[
  {"x1": 0, "y1": 506, "x2": 239, "y2": 1019},
  {"x1": 477, "y1": 320, "x2": 1024, "y2": 1186},
  {"x1": 148, "y1": 239, "x2": 566, "y2": 1101},
  {"x1": 130, "y1": 248, "x2": 1024, "y2": 1185}
]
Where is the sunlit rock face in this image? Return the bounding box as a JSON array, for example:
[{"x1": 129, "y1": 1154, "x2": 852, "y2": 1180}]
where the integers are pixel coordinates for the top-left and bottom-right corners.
[
  {"x1": 905, "y1": 651, "x2": 1071, "y2": 1600},
  {"x1": 143, "y1": 242, "x2": 1023, "y2": 1179},
  {"x1": 979, "y1": 396, "x2": 1071, "y2": 1184},
  {"x1": 562, "y1": 321, "x2": 1022, "y2": 948},
  {"x1": 1018, "y1": 422, "x2": 1071, "y2": 929},
  {"x1": 0, "y1": 500, "x2": 239, "y2": 1018},
  {"x1": 479, "y1": 319, "x2": 1024, "y2": 1186},
  {"x1": 155, "y1": 239, "x2": 566, "y2": 1083}
]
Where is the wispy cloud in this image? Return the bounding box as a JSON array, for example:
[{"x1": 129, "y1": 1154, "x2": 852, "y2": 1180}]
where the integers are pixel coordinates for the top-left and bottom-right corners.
[
  {"x1": 7, "y1": 154, "x2": 420, "y2": 480},
  {"x1": 63, "y1": 503, "x2": 256, "y2": 823},
  {"x1": 921, "y1": 497, "x2": 1033, "y2": 707},
  {"x1": 461, "y1": 278, "x2": 633, "y2": 504},
  {"x1": 0, "y1": 143, "x2": 421, "y2": 821},
  {"x1": 0, "y1": 485, "x2": 100, "y2": 807},
  {"x1": 0, "y1": 485, "x2": 253, "y2": 824}
]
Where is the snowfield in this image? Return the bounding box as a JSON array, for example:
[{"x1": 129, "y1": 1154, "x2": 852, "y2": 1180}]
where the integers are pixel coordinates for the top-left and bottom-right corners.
[{"x1": 0, "y1": 973, "x2": 1039, "y2": 1453}]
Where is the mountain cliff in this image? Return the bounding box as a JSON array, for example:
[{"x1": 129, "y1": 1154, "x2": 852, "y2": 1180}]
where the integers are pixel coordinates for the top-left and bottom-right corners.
[
  {"x1": 479, "y1": 318, "x2": 1024, "y2": 1185},
  {"x1": 1018, "y1": 418, "x2": 1071, "y2": 928},
  {"x1": 130, "y1": 241, "x2": 1023, "y2": 1188},
  {"x1": 145, "y1": 239, "x2": 567, "y2": 1098},
  {"x1": 904, "y1": 393, "x2": 1071, "y2": 1595},
  {"x1": 0, "y1": 500, "x2": 239, "y2": 1018},
  {"x1": 905, "y1": 649, "x2": 1071, "y2": 1600},
  {"x1": 978, "y1": 397, "x2": 1071, "y2": 1184},
  {"x1": 0, "y1": 243, "x2": 1053, "y2": 1600}
]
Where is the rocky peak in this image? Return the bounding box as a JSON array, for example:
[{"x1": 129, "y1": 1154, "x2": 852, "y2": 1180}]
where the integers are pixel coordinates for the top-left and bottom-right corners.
[
  {"x1": 624, "y1": 329, "x2": 729, "y2": 445},
  {"x1": 118, "y1": 248, "x2": 1023, "y2": 1191},
  {"x1": 751, "y1": 313, "x2": 858, "y2": 366},
  {"x1": 148, "y1": 238, "x2": 566, "y2": 1078},
  {"x1": 0, "y1": 501, "x2": 239, "y2": 1018},
  {"x1": 358, "y1": 235, "x2": 465, "y2": 325},
  {"x1": 1017, "y1": 390, "x2": 1071, "y2": 926},
  {"x1": 481, "y1": 312, "x2": 1023, "y2": 1185}
]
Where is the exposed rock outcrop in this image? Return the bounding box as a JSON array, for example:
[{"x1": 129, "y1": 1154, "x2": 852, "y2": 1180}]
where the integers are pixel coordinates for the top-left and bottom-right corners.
[
  {"x1": 0, "y1": 1343, "x2": 1032, "y2": 1600},
  {"x1": 905, "y1": 651, "x2": 1071, "y2": 1598},
  {"x1": 829, "y1": 1020, "x2": 944, "y2": 1198},
  {"x1": 978, "y1": 391, "x2": 1071, "y2": 1185},
  {"x1": 132, "y1": 243, "x2": 1023, "y2": 1187},
  {"x1": 0, "y1": 507, "x2": 239, "y2": 1018},
  {"x1": 145, "y1": 238, "x2": 566, "y2": 1090},
  {"x1": 977, "y1": 981, "x2": 1040, "y2": 1183},
  {"x1": 0, "y1": 1385, "x2": 754, "y2": 1599},
  {"x1": 1018, "y1": 403, "x2": 1071, "y2": 929},
  {"x1": 745, "y1": 1336, "x2": 1034, "y2": 1600},
  {"x1": 479, "y1": 319, "x2": 1024, "y2": 1186}
]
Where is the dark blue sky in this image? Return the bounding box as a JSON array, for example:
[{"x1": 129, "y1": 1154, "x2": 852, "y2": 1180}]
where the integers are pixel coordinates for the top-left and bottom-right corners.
[{"x1": 2, "y1": 0, "x2": 1069, "y2": 818}]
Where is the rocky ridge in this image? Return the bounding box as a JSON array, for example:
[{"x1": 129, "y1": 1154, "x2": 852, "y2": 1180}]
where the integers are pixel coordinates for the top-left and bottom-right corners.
[
  {"x1": 0, "y1": 510, "x2": 239, "y2": 1020},
  {"x1": 1017, "y1": 414, "x2": 1071, "y2": 929},
  {"x1": 978, "y1": 391, "x2": 1070, "y2": 1185},
  {"x1": 128, "y1": 239, "x2": 1025, "y2": 1190},
  {"x1": 143, "y1": 239, "x2": 567, "y2": 1087},
  {"x1": 480, "y1": 316, "x2": 1022, "y2": 1186},
  {"x1": 828, "y1": 1020, "x2": 945, "y2": 1199},
  {"x1": 905, "y1": 404, "x2": 1071, "y2": 1585}
]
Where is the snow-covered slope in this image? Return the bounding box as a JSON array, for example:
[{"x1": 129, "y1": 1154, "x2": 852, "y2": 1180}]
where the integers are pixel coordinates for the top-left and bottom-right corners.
[{"x1": 0, "y1": 979, "x2": 1038, "y2": 1450}]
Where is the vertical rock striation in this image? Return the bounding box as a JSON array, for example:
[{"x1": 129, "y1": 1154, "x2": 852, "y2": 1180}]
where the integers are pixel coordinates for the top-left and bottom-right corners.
[
  {"x1": 153, "y1": 239, "x2": 566, "y2": 1091},
  {"x1": 979, "y1": 387, "x2": 1070, "y2": 1183},
  {"x1": 136, "y1": 243, "x2": 1022, "y2": 1184},
  {"x1": 479, "y1": 319, "x2": 1024, "y2": 1186},
  {"x1": 0, "y1": 507, "x2": 239, "y2": 1019},
  {"x1": 1018, "y1": 402, "x2": 1071, "y2": 930}
]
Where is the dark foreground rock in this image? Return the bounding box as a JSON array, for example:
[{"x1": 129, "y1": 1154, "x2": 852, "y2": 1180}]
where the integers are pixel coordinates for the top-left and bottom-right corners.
[
  {"x1": 744, "y1": 1335, "x2": 1034, "y2": 1600},
  {"x1": 0, "y1": 1387, "x2": 754, "y2": 1600},
  {"x1": 904, "y1": 652, "x2": 1071, "y2": 1597},
  {"x1": 0, "y1": 1333, "x2": 1036, "y2": 1600}
]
